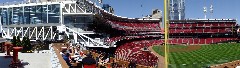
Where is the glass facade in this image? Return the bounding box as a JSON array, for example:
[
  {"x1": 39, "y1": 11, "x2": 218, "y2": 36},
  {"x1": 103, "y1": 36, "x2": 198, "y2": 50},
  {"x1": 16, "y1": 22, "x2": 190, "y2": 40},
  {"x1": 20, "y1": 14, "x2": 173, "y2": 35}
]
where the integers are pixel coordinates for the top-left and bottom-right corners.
[
  {"x1": 170, "y1": 0, "x2": 185, "y2": 20},
  {"x1": 0, "y1": 4, "x2": 60, "y2": 25},
  {"x1": 64, "y1": 15, "x2": 93, "y2": 31}
]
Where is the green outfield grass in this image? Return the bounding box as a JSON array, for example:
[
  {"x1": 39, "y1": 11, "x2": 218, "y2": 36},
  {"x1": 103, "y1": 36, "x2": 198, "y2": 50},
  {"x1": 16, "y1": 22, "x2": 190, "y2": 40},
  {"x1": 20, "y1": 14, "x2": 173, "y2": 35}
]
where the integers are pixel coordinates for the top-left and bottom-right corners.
[{"x1": 153, "y1": 43, "x2": 240, "y2": 68}]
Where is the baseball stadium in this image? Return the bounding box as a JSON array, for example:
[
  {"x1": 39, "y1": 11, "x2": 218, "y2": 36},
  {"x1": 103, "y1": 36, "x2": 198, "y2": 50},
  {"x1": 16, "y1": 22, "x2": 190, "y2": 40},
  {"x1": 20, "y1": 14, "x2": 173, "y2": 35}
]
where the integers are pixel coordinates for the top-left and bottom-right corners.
[{"x1": 0, "y1": 0, "x2": 239, "y2": 68}]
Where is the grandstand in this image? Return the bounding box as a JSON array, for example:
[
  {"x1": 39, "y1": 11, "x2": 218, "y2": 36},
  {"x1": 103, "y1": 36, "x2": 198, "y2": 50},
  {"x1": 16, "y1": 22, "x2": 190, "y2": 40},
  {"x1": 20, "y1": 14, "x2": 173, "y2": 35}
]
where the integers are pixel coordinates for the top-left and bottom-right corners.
[
  {"x1": 88, "y1": 10, "x2": 163, "y2": 67},
  {"x1": 0, "y1": 0, "x2": 240, "y2": 68},
  {"x1": 168, "y1": 19, "x2": 239, "y2": 45}
]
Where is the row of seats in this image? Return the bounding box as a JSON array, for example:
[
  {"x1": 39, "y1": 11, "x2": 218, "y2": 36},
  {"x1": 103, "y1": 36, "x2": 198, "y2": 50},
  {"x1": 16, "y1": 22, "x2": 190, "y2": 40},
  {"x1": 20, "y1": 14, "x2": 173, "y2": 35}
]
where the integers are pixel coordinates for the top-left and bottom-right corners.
[
  {"x1": 168, "y1": 38, "x2": 238, "y2": 45},
  {"x1": 169, "y1": 28, "x2": 232, "y2": 33},
  {"x1": 113, "y1": 22, "x2": 159, "y2": 28},
  {"x1": 107, "y1": 20, "x2": 161, "y2": 31},
  {"x1": 115, "y1": 40, "x2": 161, "y2": 67},
  {"x1": 170, "y1": 23, "x2": 235, "y2": 28},
  {"x1": 105, "y1": 36, "x2": 161, "y2": 46},
  {"x1": 126, "y1": 32, "x2": 163, "y2": 35}
]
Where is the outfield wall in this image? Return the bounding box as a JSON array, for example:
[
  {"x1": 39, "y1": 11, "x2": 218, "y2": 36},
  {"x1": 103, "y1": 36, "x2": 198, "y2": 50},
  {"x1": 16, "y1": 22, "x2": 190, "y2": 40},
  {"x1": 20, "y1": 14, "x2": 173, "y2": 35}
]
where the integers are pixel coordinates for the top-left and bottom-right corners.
[{"x1": 211, "y1": 60, "x2": 240, "y2": 68}]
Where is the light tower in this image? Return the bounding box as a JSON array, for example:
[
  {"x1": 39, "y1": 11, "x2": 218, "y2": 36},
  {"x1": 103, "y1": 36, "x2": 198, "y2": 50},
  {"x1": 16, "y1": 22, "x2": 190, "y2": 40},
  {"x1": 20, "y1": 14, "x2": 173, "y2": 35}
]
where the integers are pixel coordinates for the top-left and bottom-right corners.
[
  {"x1": 203, "y1": 6, "x2": 207, "y2": 19},
  {"x1": 210, "y1": 1, "x2": 213, "y2": 19},
  {"x1": 203, "y1": 0, "x2": 207, "y2": 19}
]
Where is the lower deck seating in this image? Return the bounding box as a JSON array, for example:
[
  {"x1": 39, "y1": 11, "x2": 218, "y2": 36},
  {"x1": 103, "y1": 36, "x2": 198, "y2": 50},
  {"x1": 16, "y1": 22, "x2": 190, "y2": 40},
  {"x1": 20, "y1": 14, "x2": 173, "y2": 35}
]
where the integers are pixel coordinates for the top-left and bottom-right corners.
[{"x1": 115, "y1": 40, "x2": 161, "y2": 67}]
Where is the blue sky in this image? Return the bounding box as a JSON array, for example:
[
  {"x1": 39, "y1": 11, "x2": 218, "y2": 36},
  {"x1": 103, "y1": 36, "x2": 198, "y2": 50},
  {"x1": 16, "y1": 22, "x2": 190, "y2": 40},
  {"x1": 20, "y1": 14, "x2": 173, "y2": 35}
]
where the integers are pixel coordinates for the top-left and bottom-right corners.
[
  {"x1": 1, "y1": 0, "x2": 240, "y2": 22},
  {"x1": 103, "y1": 0, "x2": 240, "y2": 21}
]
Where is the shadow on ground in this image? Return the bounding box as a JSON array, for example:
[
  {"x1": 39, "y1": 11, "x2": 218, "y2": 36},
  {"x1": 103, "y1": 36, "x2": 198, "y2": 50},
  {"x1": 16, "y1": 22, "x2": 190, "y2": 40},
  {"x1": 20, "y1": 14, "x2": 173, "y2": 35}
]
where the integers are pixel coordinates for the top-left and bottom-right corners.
[
  {"x1": 0, "y1": 53, "x2": 30, "y2": 68},
  {"x1": 0, "y1": 54, "x2": 12, "y2": 68}
]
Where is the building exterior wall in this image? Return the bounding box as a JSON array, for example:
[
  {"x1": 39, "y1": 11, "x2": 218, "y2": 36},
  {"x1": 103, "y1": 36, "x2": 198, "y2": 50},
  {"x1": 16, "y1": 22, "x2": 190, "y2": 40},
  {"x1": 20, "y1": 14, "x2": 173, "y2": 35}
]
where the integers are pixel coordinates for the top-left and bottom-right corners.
[{"x1": 152, "y1": 9, "x2": 162, "y2": 19}]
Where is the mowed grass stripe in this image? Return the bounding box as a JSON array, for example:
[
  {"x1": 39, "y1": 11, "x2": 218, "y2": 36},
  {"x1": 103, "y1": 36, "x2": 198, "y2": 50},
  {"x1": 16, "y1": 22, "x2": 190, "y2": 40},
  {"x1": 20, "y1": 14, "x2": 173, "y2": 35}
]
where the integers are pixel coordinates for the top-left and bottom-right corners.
[{"x1": 153, "y1": 43, "x2": 240, "y2": 68}]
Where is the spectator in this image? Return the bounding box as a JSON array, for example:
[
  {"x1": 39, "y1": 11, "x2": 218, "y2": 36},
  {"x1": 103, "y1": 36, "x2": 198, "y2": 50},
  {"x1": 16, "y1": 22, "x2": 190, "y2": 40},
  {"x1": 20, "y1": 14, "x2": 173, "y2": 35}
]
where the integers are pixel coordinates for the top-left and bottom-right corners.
[
  {"x1": 82, "y1": 54, "x2": 96, "y2": 68},
  {"x1": 128, "y1": 60, "x2": 137, "y2": 68},
  {"x1": 96, "y1": 55, "x2": 100, "y2": 66},
  {"x1": 79, "y1": 50, "x2": 84, "y2": 57},
  {"x1": 63, "y1": 53, "x2": 72, "y2": 68},
  {"x1": 61, "y1": 49, "x2": 67, "y2": 57}
]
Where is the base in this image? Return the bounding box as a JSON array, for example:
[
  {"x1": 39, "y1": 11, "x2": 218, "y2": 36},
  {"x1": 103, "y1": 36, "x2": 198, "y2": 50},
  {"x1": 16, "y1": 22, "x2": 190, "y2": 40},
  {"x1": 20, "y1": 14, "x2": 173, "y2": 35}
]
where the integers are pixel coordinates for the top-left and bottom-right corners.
[
  {"x1": 4, "y1": 55, "x2": 12, "y2": 58},
  {"x1": 9, "y1": 60, "x2": 22, "y2": 68}
]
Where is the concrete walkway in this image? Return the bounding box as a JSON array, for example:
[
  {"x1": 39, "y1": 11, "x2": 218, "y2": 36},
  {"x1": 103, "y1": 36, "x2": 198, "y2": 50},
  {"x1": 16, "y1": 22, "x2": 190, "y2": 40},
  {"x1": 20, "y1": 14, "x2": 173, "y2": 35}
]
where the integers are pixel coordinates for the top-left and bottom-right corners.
[
  {"x1": 149, "y1": 45, "x2": 165, "y2": 68},
  {"x1": 0, "y1": 53, "x2": 51, "y2": 68}
]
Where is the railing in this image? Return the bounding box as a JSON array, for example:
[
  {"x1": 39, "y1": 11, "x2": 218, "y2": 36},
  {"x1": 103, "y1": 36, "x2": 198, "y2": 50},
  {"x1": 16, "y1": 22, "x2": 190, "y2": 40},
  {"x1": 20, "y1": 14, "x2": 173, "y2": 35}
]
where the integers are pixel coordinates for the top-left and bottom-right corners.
[
  {"x1": 58, "y1": 25, "x2": 108, "y2": 48},
  {"x1": 49, "y1": 44, "x2": 62, "y2": 68},
  {"x1": 49, "y1": 43, "x2": 69, "y2": 68}
]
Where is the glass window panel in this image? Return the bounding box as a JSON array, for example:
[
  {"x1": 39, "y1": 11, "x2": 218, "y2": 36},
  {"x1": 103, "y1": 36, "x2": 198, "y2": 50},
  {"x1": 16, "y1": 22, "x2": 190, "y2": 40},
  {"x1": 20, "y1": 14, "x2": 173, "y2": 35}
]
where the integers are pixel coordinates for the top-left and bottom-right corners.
[
  {"x1": 48, "y1": 4, "x2": 60, "y2": 23},
  {"x1": 24, "y1": 6, "x2": 31, "y2": 24},
  {"x1": 36, "y1": 5, "x2": 45, "y2": 23},
  {"x1": 38, "y1": 5, "x2": 48, "y2": 23},
  {"x1": 13, "y1": 7, "x2": 21, "y2": 24},
  {"x1": 1, "y1": 8, "x2": 8, "y2": 25},
  {"x1": 0, "y1": 8, "x2": 2, "y2": 25},
  {"x1": 30, "y1": 6, "x2": 37, "y2": 24},
  {"x1": 8, "y1": 8, "x2": 12, "y2": 25}
]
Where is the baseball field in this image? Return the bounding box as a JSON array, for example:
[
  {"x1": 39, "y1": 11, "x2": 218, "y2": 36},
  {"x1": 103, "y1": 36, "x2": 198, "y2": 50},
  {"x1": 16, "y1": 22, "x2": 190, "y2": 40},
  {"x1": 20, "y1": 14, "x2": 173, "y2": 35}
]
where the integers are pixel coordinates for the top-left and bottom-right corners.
[{"x1": 153, "y1": 43, "x2": 240, "y2": 68}]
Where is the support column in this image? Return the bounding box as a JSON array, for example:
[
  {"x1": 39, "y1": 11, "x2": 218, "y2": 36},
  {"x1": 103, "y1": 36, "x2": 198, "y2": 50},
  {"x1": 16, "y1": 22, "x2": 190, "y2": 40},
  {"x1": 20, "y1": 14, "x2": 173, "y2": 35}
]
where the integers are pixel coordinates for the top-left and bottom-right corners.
[
  {"x1": 14, "y1": 27, "x2": 17, "y2": 36},
  {"x1": 35, "y1": 27, "x2": 38, "y2": 40},
  {"x1": 73, "y1": 33, "x2": 78, "y2": 44},
  {"x1": 7, "y1": 28, "x2": 10, "y2": 38},
  {"x1": 10, "y1": 47, "x2": 23, "y2": 67},
  {"x1": 47, "y1": 4, "x2": 49, "y2": 23},
  {"x1": 43, "y1": 27, "x2": 45, "y2": 40},
  {"x1": 50, "y1": 26, "x2": 53, "y2": 39},
  {"x1": 22, "y1": 27, "x2": 24, "y2": 38},
  {"x1": 13, "y1": 47, "x2": 22, "y2": 62},
  {"x1": 60, "y1": 3, "x2": 63, "y2": 24}
]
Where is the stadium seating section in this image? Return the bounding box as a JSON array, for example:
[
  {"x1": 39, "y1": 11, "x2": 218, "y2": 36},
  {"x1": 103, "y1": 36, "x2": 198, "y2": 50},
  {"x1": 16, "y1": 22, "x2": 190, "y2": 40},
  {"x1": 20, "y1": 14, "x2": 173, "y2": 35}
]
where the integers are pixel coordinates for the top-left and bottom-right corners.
[
  {"x1": 115, "y1": 40, "x2": 160, "y2": 66},
  {"x1": 99, "y1": 11, "x2": 239, "y2": 67}
]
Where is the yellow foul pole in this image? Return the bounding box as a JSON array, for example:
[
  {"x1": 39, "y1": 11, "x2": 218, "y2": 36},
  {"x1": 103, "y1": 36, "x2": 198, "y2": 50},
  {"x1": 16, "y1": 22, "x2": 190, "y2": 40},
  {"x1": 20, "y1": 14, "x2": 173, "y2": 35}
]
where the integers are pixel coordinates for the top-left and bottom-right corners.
[{"x1": 164, "y1": 0, "x2": 169, "y2": 68}]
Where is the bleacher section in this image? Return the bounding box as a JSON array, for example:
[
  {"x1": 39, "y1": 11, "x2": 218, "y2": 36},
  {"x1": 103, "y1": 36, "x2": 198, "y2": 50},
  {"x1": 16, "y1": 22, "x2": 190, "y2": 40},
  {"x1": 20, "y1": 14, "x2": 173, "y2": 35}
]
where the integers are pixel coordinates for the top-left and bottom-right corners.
[
  {"x1": 97, "y1": 9, "x2": 239, "y2": 67},
  {"x1": 115, "y1": 40, "x2": 161, "y2": 67},
  {"x1": 169, "y1": 21, "x2": 236, "y2": 34}
]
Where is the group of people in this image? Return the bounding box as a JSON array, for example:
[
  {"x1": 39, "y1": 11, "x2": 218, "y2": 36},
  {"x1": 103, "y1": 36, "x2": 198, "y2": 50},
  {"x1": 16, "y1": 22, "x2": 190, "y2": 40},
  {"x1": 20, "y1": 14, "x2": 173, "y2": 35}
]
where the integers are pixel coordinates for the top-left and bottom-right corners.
[
  {"x1": 60, "y1": 45, "x2": 113, "y2": 68},
  {"x1": 60, "y1": 45, "x2": 138, "y2": 68},
  {"x1": 60, "y1": 45, "x2": 96, "y2": 68}
]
